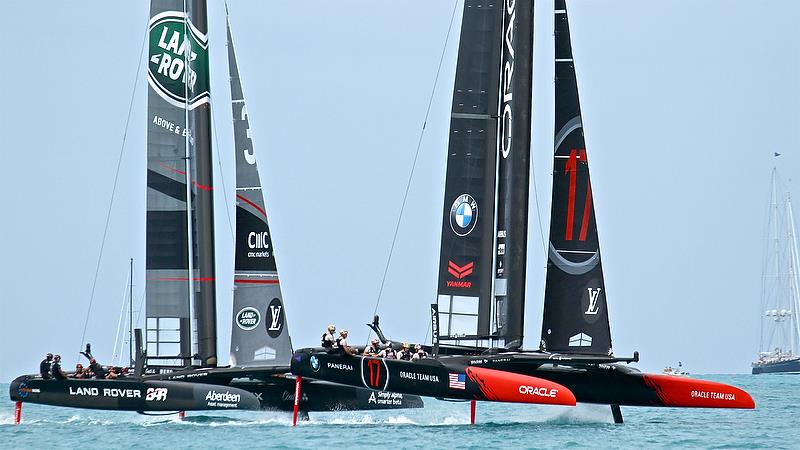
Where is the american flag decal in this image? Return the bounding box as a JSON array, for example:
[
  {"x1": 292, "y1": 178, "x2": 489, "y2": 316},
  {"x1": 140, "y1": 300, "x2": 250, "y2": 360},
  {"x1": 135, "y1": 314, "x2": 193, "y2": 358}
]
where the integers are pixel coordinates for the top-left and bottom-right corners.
[{"x1": 448, "y1": 373, "x2": 466, "y2": 390}]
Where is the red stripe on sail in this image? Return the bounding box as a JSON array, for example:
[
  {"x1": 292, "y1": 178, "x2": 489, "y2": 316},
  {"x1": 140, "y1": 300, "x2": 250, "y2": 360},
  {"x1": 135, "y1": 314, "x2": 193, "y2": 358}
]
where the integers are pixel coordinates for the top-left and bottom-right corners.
[
  {"x1": 156, "y1": 163, "x2": 212, "y2": 191},
  {"x1": 564, "y1": 149, "x2": 578, "y2": 241},
  {"x1": 579, "y1": 179, "x2": 592, "y2": 241},
  {"x1": 578, "y1": 149, "x2": 591, "y2": 241},
  {"x1": 193, "y1": 181, "x2": 213, "y2": 191},
  {"x1": 237, "y1": 194, "x2": 267, "y2": 218},
  {"x1": 159, "y1": 162, "x2": 186, "y2": 176}
]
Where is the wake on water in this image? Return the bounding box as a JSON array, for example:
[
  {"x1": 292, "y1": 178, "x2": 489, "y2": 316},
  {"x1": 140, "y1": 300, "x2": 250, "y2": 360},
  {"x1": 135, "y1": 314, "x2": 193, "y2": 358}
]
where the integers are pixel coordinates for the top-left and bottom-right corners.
[
  {"x1": 2, "y1": 377, "x2": 792, "y2": 449},
  {"x1": 0, "y1": 403, "x2": 610, "y2": 429}
]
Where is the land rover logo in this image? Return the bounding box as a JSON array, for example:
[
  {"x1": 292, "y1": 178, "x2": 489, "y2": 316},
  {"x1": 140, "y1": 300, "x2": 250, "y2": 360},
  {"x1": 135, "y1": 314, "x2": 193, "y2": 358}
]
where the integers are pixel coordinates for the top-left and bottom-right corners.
[
  {"x1": 148, "y1": 11, "x2": 210, "y2": 109},
  {"x1": 266, "y1": 298, "x2": 284, "y2": 338},
  {"x1": 449, "y1": 194, "x2": 478, "y2": 236},
  {"x1": 236, "y1": 307, "x2": 260, "y2": 331},
  {"x1": 310, "y1": 355, "x2": 320, "y2": 372}
]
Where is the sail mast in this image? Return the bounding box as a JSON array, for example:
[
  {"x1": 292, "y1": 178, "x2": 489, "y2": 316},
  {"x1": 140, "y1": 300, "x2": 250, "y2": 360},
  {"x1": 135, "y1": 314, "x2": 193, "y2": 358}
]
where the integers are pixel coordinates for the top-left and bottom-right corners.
[
  {"x1": 493, "y1": 0, "x2": 534, "y2": 348},
  {"x1": 129, "y1": 258, "x2": 134, "y2": 367},
  {"x1": 186, "y1": 0, "x2": 217, "y2": 367},
  {"x1": 786, "y1": 193, "x2": 800, "y2": 355}
]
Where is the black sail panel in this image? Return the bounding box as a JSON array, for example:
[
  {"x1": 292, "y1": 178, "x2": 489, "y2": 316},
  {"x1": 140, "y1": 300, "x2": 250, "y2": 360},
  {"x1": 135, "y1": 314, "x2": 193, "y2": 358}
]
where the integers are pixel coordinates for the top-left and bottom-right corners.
[
  {"x1": 493, "y1": 0, "x2": 534, "y2": 348},
  {"x1": 227, "y1": 18, "x2": 293, "y2": 367},
  {"x1": 436, "y1": 0, "x2": 503, "y2": 342},
  {"x1": 540, "y1": 1, "x2": 612, "y2": 355}
]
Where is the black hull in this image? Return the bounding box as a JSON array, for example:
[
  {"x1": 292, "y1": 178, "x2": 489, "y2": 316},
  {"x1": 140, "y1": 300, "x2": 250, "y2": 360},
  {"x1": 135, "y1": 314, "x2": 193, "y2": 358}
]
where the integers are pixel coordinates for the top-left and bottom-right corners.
[
  {"x1": 10, "y1": 376, "x2": 260, "y2": 411},
  {"x1": 752, "y1": 358, "x2": 800, "y2": 374},
  {"x1": 291, "y1": 349, "x2": 754, "y2": 409},
  {"x1": 10, "y1": 366, "x2": 423, "y2": 413}
]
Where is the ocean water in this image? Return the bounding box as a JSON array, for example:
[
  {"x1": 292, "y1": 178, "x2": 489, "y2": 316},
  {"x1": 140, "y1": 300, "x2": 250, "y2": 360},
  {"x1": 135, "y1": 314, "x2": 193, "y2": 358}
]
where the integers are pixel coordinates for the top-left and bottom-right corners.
[{"x1": 0, "y1": 374, "x2": 796, "y2": 449}]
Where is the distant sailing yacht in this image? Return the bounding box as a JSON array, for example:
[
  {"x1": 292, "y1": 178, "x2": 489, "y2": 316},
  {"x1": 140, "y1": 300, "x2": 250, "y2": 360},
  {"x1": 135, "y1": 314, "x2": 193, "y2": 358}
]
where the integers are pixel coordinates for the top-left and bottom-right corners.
[
  {"x1": 752, "y1": 167, "x2": 800, "y2": 374},
  {"x1": 9, "y1": 0, "x2": 422, "y2": 415}
]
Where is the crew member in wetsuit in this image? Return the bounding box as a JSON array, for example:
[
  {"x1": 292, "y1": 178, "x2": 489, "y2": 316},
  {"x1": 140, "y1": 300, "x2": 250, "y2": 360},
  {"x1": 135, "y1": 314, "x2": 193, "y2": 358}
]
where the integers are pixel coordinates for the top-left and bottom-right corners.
[
  {"x1": 39, "y1": 353, "x2": 53, "y2": 379},
  {"x1": 88, "y1": 358, "x2": 106, "y2": 379},
  {"x1": 337, "y1": 330, "x2": 358, "y2": 356},
  {"x1": 72, "y1": 364, "x2": 86, "y2": 378},
  {"x1": 379, "y1": 342, "x2": 397, "y2": 359},
  {"x1": 322, "y1": 325, "x2": 337, "y2": 351},
  {"x1": 411, "y1": 344, "x2": 428, "y2": 360},
  {"x1": 397, "y1": 343, "x2": 413, "y2": 361},
  {"x1": 51, "y1": 355, "x2": 68, "y2": 380},
  {"x1": 363, "y1": 338, "x2": 380, "y2": 356},
  {"x1": 105, "y1": 367, "x2": 119, "y2": 379}
]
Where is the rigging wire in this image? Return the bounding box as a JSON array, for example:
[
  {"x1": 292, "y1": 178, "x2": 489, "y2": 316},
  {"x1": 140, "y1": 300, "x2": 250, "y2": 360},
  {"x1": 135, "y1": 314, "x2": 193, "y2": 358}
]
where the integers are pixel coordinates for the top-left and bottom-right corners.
[
  {"x1": 368, "y1": 0, "x2": 460, "y2": 342},
  {"x1": 210, "y1": 94, "x2": 236, "y2": 241},
  {"x1": 530, "y1": 139, "x2": 548, "y2": 256},
  {"x1": 134, "y1": 290, "x2": 147, "y2": 332},
  {"x1": 111, "y1": 269, "x2": 133, "y2": 366},
  {"x1": 77, "y1": 19, "x2": 149, "y2": 363}
]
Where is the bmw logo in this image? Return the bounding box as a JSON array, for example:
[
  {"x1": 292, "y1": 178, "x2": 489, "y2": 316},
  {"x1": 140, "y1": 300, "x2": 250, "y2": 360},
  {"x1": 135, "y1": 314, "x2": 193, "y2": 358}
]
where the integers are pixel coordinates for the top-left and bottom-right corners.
[
  {"x1": 310, "y1": 355, "x2": 320, "y2": 372},
  {"x1": 449, "y1": 194, "x2": 478, "y2": 236}
]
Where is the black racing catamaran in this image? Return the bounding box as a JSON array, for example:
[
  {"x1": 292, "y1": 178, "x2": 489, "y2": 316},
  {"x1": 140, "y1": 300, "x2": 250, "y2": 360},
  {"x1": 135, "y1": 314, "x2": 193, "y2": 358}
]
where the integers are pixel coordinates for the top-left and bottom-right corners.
[
  {"x1": 9, "y1": 0, "x2": 422, "y2": 417},
  {"x1": 290, "y1": 0, "x2": 754, "y2": 423}
]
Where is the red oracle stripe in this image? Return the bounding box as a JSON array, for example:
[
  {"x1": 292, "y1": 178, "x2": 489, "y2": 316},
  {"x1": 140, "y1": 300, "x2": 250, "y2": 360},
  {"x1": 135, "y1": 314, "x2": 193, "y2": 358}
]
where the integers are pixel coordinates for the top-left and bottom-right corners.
[
  {"x1": 579, "y1": 179, "x2": 592, "y2": 241},
  {"x1": 193, "y1": 181, "x2": 213, "y2": 191},
  {"x1": 236, "y1": 194, "x2": 267, "y2": 218},
  {"x1": 159, "y1": 162, "x2": 186, "y2": 176},
  {"x1": 156, "y1": 163, "x2": 212, "y2": 191},
  {"x1": 234, "y1": 279, "x2": 280, "y2": 284},
  {"x1": 564, "y1": 149, "x2": 578, "y2": 241}
]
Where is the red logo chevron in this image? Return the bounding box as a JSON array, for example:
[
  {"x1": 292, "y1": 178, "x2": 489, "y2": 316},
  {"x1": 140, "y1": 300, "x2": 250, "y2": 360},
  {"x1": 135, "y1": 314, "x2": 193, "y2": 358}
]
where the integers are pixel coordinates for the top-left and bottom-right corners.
[{"x1": 447, "y1": 261, "x2": 474, "y2": 279}]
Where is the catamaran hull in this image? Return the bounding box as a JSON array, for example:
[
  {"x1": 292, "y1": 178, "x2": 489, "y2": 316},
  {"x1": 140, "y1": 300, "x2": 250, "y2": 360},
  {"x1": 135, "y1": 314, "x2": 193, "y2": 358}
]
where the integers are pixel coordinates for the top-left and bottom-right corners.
[
  {"x1": 240, "y1": 377, "x2": 424, "y2": 412},
  {"x1": 291, "y1": 350, "x2": 754, "y2": 409},
  {"x1": 9, "y1": 376, "x2": 260, "y2": 411},
  {"x1": 9, "y1": 371, "x2": 424, "y2": 413},
  {"x1": 291, "y1": 351, "x2": 576, "y2": 406}
]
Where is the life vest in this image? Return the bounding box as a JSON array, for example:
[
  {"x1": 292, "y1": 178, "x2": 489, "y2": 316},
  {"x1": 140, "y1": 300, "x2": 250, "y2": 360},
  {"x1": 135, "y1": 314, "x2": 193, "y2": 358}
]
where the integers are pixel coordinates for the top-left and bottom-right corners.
[
  {"x1": 52, "y1": 362, "x2": 67, "y2": 380},
  {"x1": 321, "y1": 333, "x2": 333, "y2": 348}
]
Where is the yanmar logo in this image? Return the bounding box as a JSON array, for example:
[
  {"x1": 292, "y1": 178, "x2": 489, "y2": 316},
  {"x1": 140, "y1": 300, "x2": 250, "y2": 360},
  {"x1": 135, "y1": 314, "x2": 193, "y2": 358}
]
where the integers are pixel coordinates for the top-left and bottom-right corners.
[
  {"x1": 446, "y1": 261, "x2": 473, "y2": 288},
  {"x1": 447, "y1": 261, "x2": 473, "y2": 279}
]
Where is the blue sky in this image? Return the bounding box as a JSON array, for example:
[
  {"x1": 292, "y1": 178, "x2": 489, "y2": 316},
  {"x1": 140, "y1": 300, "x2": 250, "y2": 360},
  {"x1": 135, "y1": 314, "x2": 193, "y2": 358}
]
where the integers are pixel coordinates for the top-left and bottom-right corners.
[{"x1": 2, "y1": 0, "x2": 800, "y2": 381}]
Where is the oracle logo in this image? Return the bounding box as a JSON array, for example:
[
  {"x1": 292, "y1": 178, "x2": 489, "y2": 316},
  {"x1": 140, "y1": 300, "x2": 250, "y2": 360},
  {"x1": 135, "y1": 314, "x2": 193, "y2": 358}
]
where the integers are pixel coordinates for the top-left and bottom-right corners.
[{"x1": 518, "y1": 385, "x2": 558, "y2": 398}]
